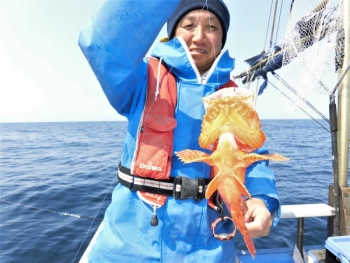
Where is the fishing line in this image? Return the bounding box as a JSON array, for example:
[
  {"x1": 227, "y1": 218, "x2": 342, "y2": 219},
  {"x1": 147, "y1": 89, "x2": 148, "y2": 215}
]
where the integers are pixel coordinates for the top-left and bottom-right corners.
[
  {"x1": 268, "y1": 80, "x2": 331, "y2": 133},
  {"x1": 71, "y1": 174, "x2": 117, "y2": 263},
  {"x1": 272, "y1": 72, "x2": 330, "y2": 124},
  {"x1": 254, "y1": 77, "x2": 260, "y2": 108},
  {"x1": 0, "y1": 199, "x2": 103, "y2": 222},
  {"x1": 228, "y1": 237, "x2": 246, "y2": 263}
]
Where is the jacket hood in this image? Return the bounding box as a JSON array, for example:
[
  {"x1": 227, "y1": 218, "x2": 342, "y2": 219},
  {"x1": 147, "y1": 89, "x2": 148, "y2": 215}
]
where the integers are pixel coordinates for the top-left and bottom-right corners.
[{"x1": 150, "y1": 37, "x2": 235, "y2": 87}]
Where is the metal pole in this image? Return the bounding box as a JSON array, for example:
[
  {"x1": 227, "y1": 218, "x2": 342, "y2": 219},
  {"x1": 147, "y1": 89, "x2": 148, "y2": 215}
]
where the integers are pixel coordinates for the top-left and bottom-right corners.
[
  {"x1": 269, "y1": 0, "x2": 279, "y2": 48},
  {"x1": 337, "y1": 0, "x2": 350, "y2": 188},
  {"x1": 330, "y1": 99, "x2": 340, "y2": 236},
  {"x1": 297, "y1": 218, "x2": 304, "y2": 255}
]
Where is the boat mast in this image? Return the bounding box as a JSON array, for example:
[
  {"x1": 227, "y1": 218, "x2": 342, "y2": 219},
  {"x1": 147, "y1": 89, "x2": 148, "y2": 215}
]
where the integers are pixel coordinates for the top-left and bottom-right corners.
[
  {"x1": 338, "y1": 0, "x2": 350, "y2": 236},
  {"x1": 330, "y1": 0, "x2": 350, "y2": 237},
  {"x1": 337, "y1": 0, "x2": 349, "y2": 189}
]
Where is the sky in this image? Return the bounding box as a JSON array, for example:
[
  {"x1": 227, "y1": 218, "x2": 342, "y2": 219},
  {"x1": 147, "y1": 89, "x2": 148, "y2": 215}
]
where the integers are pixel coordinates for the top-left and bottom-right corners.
[{"x1": 0, "y1": 0, "x2": 332, "y2": 123}]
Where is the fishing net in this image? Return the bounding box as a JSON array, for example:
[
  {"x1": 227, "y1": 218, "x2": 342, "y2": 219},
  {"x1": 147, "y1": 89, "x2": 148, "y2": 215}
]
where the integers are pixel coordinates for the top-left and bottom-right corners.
[{"x1": 278, "y1": 0, "x2": 345, "y2": 111}]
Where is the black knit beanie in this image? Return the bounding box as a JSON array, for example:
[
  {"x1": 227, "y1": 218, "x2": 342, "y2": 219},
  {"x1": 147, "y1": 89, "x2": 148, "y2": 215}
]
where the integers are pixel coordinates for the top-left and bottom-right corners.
[{"x1": 167, "y1": 0, "x2": 230, "y2": 48}]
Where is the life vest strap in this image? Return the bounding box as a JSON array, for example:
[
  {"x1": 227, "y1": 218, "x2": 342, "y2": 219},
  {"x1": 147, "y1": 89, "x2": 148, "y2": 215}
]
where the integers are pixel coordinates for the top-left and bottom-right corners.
[{"x1": 118, "y1": 164, "x2": 211, "y2": 200}]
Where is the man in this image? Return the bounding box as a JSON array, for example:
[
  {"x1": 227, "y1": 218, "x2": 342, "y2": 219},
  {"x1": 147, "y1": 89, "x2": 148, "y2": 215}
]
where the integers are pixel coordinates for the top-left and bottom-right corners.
[{"x1": 79, "y1": 0, "x2": 280, "y2": 262}]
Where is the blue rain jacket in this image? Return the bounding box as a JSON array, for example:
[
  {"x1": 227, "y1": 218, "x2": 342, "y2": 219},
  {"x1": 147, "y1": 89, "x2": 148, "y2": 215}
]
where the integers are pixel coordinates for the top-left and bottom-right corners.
[{"x1": 79, "y1": 1, "x2": 280, "y2": 262}]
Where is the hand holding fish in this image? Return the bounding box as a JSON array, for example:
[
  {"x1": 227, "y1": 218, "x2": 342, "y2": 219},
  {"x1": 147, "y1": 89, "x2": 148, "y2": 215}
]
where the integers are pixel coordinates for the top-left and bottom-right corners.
[
  {"x1": 175, "y1": 87, "x2": 289, "y2": 258},
  {"x1": 245, "y1": 198, "x2": 273, "y2": 238}
]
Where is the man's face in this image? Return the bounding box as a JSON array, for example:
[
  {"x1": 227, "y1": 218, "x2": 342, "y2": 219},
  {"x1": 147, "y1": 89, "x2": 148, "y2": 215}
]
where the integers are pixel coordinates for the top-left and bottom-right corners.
[{"x1": 174, "y1": 10, "x2": 223, "y2": 75}]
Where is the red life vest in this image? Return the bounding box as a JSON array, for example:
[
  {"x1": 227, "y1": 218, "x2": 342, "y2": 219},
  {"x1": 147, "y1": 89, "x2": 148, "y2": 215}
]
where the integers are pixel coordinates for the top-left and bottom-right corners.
[
  {"x1": 132, "y1": 57, "x2": 177, "y2": 180},
  {"x1": 132, "y1": 57, "x2": 238, "y2": 180},
  {"x1": 131, "y1": 57, "x2": 238, "y2": 206}
]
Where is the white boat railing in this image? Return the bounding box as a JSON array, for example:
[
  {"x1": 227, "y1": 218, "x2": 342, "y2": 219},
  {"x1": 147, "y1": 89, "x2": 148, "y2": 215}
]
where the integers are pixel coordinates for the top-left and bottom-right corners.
[{"x1": 280, "y1": 203, "x2": 335, "y2": 255}]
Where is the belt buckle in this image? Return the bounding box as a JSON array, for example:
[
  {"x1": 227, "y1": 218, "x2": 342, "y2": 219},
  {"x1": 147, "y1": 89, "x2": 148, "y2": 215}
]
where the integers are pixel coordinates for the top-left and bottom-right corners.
[{"x1": 173, "y1": 176, "x2": 204, "y2": 200}]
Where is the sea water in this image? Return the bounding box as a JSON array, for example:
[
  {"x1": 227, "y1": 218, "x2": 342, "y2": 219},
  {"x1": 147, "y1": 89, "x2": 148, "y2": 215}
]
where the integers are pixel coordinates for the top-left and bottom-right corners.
[{"x1": 0, "y1": 120, "x2": 348, "y2": 263}]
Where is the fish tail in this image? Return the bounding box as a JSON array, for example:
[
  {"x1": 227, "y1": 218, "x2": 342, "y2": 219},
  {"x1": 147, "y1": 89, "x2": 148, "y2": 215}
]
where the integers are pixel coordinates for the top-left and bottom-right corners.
[
  {"x1": 231, "y1": 208, "x2": 256, "y2": 258},
  {"x1": 242, "y1": 230, "x2": 256, "y2": 258}
]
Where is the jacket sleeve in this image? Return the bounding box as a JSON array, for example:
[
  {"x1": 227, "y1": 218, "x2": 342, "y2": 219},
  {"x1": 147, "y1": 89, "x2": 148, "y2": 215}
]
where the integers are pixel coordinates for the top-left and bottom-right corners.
[
  {"x1": 78, "y1": 0, "x2": 181, "y2": 117},
  {"x1": 245, "y1": 145, "x2": 281, "y2": 226}
]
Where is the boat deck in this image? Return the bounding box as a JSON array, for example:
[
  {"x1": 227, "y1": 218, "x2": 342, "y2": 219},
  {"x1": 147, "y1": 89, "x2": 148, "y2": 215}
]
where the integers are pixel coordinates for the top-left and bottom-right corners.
[
  {"x1": 79, "y1": 204, "x2": 336, "y2": 263},
  {"x1": 236, "y1": 245, "x2": 325, "y2": 263}
]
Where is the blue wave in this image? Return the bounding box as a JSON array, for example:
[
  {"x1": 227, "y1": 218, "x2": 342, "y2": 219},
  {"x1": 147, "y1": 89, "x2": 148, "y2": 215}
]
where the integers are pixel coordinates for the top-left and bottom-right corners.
[{"x1": 0, "y1": 121, "x2": 348, "y2": 262}]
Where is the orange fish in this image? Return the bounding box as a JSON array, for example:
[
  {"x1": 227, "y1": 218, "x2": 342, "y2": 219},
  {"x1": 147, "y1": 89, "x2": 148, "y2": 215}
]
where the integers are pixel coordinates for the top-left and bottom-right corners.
[{"x1": 175, "y1": 87, "x2": 288, "y2": 258}]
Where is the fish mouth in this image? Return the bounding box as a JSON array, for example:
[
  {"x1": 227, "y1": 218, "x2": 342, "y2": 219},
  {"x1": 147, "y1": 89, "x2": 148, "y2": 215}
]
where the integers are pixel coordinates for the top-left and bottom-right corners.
[
  {"x1": 199, "y1": 89, "x2": 266, "y2": 151},
  {"x1": 210, "y1": 132, "x2": 261, "y2": 153},
  {"x1": 234, "y1": 136, "x2": 255, "y2": 153}
]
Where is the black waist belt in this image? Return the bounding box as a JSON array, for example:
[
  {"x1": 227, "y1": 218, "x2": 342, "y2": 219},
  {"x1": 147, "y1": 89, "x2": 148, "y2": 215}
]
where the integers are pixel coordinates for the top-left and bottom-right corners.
[{"x1": 118, "y1": 165, "x2": 211, "y2": 200}]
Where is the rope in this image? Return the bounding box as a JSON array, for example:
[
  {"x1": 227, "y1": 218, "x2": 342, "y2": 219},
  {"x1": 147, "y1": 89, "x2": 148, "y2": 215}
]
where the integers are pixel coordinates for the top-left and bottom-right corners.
[
  {"x1": 254, "y1": 78, "x2": 260, "y2": 108},
  {"x1": 272, "y1": 72, "x2": 330, "y2": 124},
  {"x1": 332, "y1": 62, "x2": 350, "y2": 95},
  {"x1": 267, "y1": 80, "x2": 331, "y2": 133}
]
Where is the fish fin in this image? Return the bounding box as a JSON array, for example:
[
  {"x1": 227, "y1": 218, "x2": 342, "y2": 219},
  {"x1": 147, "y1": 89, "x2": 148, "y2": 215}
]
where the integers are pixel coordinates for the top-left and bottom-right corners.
[
  {"x1": 175, "y1": 150, "x2": 215, "y2": 166},
  {"x1": 263, "y1": 153, "x2": 289, "y2": 162},
  {"x1": 205, "y1": 175, "x2": 221, "y2": 199},
  {"x1": 206, "y1": 173, "x2": 252, "y2": 200},
  {"x1": 242, "y1": 153, "x2": 288, "y2": 167},
  {"x1": 232, "y1": 174, "x2": 251, "y2": 199}
]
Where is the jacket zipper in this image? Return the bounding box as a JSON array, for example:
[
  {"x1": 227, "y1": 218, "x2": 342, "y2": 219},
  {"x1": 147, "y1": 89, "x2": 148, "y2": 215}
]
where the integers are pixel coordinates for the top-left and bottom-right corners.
[{"x1": 177, "y1": 37, "x2": 227, "y2": 85}]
